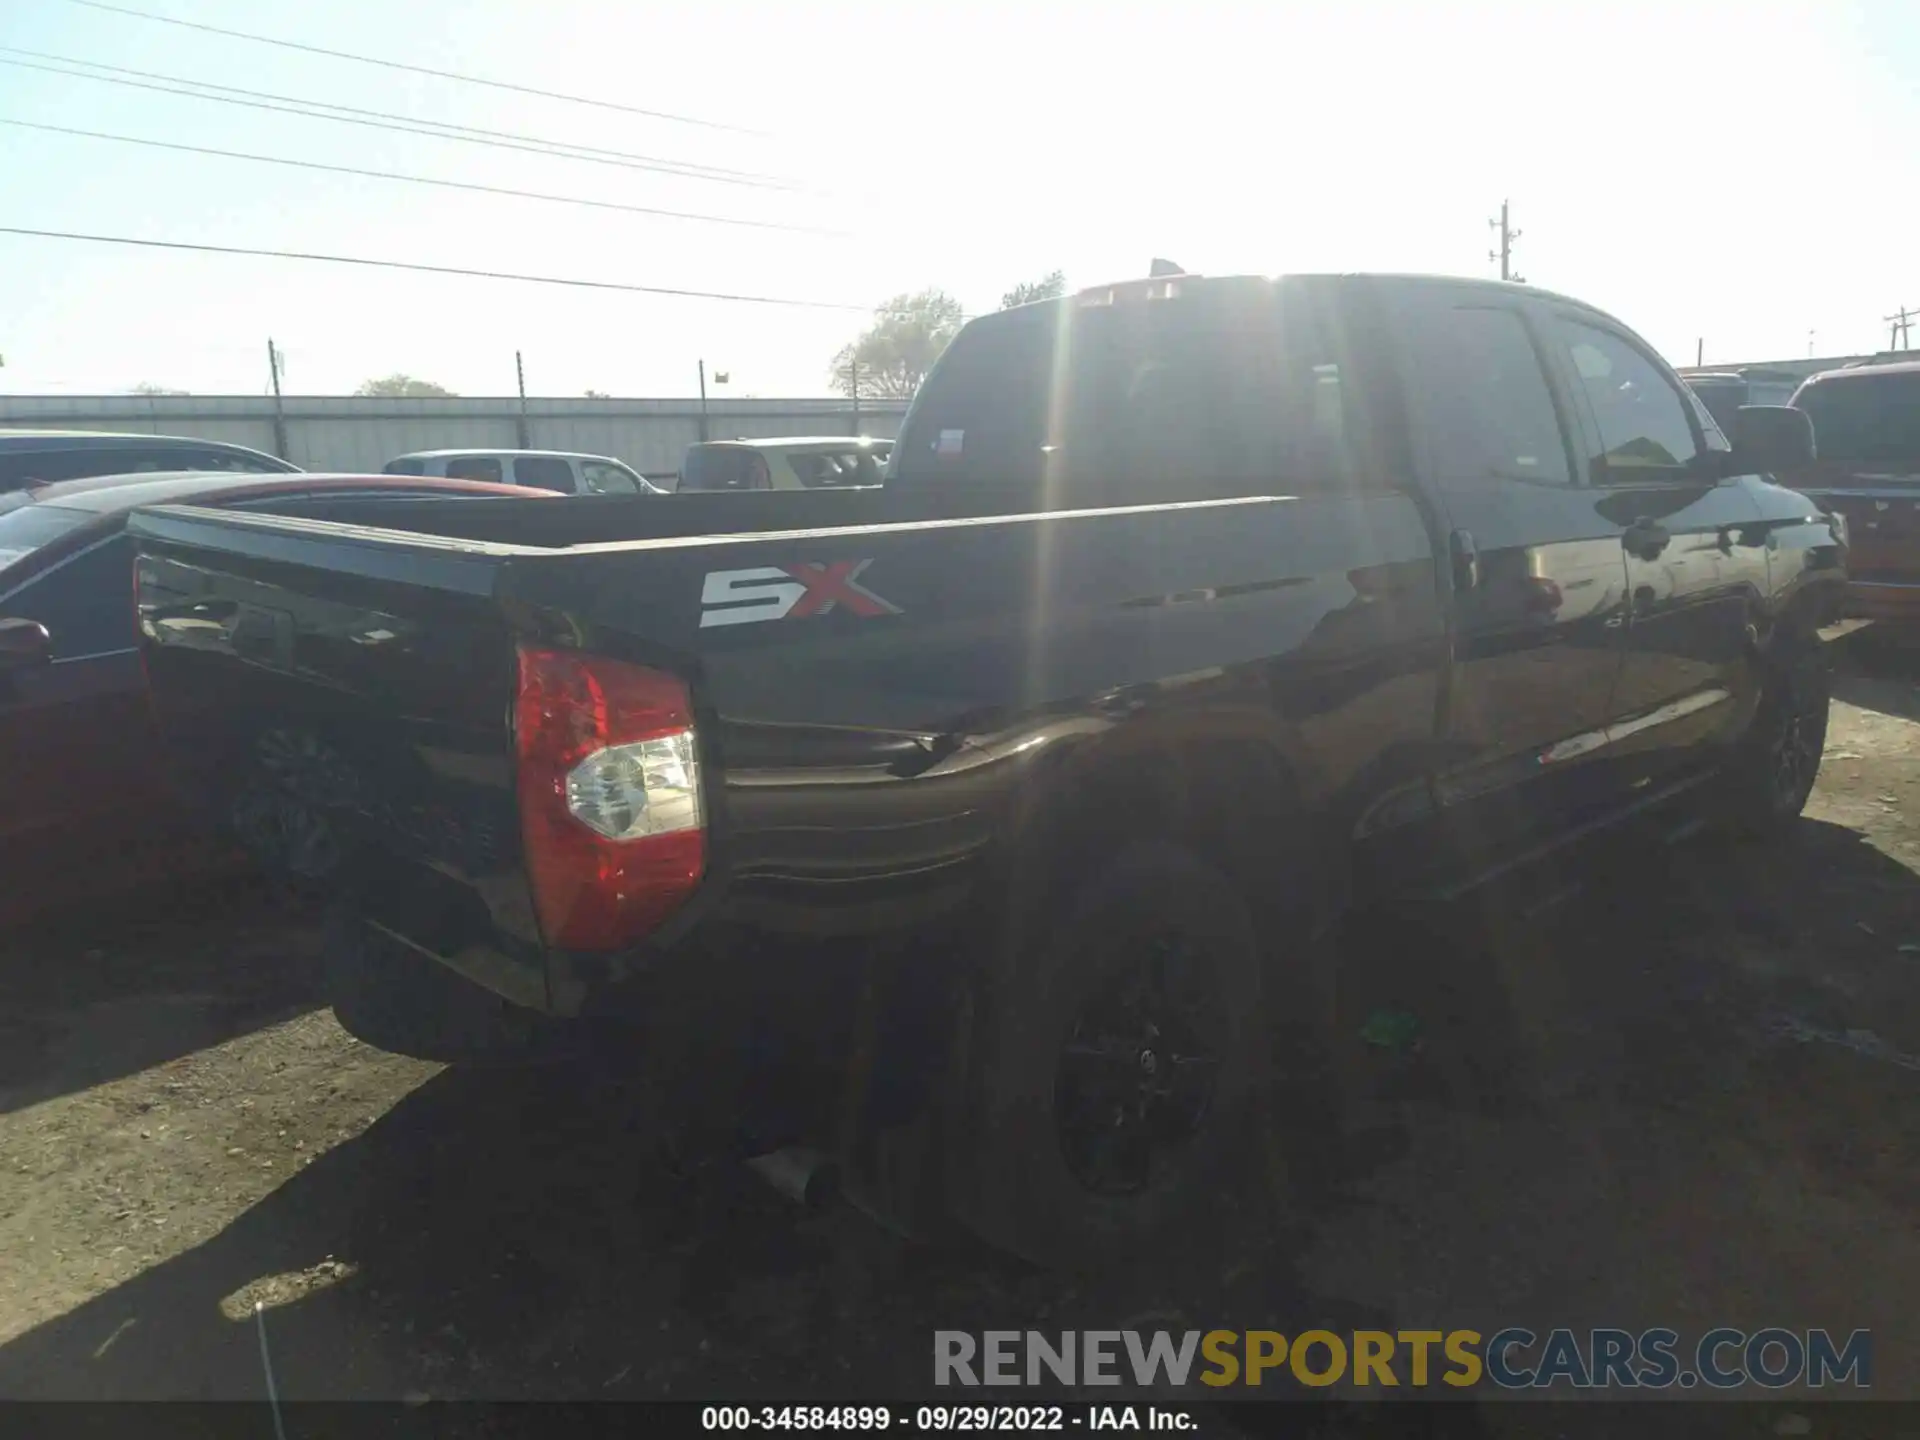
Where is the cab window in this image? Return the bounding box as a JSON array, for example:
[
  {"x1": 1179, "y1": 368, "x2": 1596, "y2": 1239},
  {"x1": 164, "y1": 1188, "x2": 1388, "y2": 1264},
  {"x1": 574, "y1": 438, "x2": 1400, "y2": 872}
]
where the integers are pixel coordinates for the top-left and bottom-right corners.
[
  {"x1": 1552, "y1": 319, "x2": 1701, "y2": 477},
  {"x1": 443, "y1": 456, "x2": 504, "y2": 483}
]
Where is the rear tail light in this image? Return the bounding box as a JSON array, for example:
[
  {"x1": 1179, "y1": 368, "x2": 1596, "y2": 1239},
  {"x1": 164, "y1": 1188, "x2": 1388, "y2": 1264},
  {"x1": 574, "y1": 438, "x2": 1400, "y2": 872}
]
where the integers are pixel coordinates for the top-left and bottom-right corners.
[{"x1": 514, "y1": 645, "x2": 705, "y2": 951}]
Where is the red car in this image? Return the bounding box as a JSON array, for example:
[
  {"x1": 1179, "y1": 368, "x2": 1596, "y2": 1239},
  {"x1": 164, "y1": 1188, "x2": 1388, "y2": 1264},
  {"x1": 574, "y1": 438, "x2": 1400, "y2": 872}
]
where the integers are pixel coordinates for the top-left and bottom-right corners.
[
  {"x1": 0, "y1": 471, "x2": 548, "y2": 925},
  {"x1": 1785, "y1": 362, "x2": 1920, "y2": 625}
]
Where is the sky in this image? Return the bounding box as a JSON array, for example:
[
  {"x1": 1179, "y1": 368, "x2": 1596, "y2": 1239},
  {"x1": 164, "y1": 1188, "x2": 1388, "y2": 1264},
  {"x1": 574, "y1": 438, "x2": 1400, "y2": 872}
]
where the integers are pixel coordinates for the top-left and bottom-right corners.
[{"x1": 1, "y1": 0, "x2": 1917, "y2": 398}]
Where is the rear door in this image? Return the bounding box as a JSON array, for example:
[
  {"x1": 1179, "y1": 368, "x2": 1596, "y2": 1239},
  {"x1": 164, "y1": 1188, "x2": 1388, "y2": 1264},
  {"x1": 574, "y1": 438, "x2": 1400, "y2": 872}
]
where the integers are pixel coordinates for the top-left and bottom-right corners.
[
  {"x1": 512, "y1": 456, "x2": 580, "y2": 493},
  {"x1": 1392, "y1": 284, "x2": 1633, "y2": 860},
  {"x1": 1542, "y1": 313, "x2": 1769, "y2": 788}
]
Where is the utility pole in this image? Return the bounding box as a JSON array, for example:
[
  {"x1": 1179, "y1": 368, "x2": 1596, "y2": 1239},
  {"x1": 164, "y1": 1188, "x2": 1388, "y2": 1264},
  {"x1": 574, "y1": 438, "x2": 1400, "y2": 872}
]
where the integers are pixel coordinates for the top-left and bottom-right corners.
[
  {"x1": 514, "y1": 350, "x2": 531, "y2": 449},
  {"x1": 1885, "y1": 307, "x2": 1914, "y2": 350},
  {"x1": 1696, "y1": 338, "x2": 1704, "y2": 368},
  {"x1": 1488, "y1": 199, "x2": 1524, "y2": 283},
  {"x1": 266, "y1": 337, "x2": 289, "y2": 461},
  {"x1": 697, "y1": 359, "x2": 710, "y2": 443}
]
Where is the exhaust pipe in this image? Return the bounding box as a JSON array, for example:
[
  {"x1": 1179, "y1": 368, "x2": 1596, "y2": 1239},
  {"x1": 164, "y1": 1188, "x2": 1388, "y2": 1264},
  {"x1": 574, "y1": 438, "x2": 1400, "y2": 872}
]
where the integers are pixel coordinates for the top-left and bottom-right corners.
[{"x1": 744, "y1": 1146, "x2": 840, "y2": 1208}]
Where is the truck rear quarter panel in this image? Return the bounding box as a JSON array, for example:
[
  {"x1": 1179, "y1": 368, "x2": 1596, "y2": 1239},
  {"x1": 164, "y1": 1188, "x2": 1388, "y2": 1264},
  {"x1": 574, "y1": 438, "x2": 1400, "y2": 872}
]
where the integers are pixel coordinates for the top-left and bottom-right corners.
[{"x1": 499, "y1": 492, "x2": 1444, "y2": 956}]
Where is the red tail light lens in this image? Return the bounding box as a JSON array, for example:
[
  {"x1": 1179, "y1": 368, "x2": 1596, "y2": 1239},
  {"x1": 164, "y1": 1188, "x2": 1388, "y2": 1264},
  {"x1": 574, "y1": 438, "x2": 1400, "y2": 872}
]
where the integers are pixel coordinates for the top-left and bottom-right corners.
[{"x1": 514, "y1": 645, "x2": 705, "y2": 951}]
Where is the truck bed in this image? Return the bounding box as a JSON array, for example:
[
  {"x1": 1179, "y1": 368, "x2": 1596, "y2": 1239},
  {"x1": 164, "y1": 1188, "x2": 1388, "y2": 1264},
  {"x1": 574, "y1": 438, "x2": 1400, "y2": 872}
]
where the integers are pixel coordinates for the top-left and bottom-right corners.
[{"x1": 130, "y1": 485, "x2": 1443, "y2": 1019}]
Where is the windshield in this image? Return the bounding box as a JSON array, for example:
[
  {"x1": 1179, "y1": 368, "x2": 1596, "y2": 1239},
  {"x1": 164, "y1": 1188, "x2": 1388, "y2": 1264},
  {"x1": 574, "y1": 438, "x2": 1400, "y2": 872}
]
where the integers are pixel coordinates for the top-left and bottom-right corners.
[
  {"x1": 0, "y1": 502, "x2": 92, "y2": 573},
  {"x1": 1795, "y1": 373, "x2": 1920, "y2": 468}
]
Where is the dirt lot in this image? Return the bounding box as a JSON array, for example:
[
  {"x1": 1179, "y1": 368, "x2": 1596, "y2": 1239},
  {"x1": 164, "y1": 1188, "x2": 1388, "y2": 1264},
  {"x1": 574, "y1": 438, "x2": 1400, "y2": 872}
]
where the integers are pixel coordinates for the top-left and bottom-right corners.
[{"x1": 1, "y1": 631, "x2": 1916, "y2": 1425}]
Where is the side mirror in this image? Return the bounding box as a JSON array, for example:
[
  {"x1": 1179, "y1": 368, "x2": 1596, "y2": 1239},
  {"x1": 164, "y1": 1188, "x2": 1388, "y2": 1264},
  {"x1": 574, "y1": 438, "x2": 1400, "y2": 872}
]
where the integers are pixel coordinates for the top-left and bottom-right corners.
[
  {"x1": 0, "y1": 616, "x2": 52, "y2": 671},
  {"x1": 1730, "y1": 405, "x2": 1815, "y2": 473}
]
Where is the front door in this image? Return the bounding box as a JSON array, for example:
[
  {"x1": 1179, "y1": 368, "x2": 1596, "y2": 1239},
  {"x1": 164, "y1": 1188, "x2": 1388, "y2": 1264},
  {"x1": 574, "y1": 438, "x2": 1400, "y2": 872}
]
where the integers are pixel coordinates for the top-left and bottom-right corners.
[
  {"x1": 1392, "y1": 287, "x2": 1634, "y2": 870},
  {"x1": 1542, "y1": 315, "x2": 1769, "y2": 790}
]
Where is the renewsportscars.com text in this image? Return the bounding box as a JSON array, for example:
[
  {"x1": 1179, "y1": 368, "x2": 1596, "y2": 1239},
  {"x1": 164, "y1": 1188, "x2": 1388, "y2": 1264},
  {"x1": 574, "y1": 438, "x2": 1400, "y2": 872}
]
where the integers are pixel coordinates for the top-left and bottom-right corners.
[{"x1": 933, "y1": 1328, "x2": 1872, "y2": 1391}]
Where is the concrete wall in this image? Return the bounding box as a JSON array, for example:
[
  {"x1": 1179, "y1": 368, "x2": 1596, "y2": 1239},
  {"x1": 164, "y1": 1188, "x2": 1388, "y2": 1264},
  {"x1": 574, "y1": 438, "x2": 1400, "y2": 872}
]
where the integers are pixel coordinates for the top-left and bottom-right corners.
[{"x1": 0, "y1": 395, "x2": 909, "y2": 476}]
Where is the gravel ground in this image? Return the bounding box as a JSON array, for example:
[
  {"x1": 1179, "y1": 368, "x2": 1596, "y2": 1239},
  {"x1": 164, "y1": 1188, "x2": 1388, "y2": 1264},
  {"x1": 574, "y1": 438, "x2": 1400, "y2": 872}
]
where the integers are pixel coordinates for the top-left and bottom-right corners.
[{"x1": 1, "y1": 631, "x2": 1915, "y2": 1426}]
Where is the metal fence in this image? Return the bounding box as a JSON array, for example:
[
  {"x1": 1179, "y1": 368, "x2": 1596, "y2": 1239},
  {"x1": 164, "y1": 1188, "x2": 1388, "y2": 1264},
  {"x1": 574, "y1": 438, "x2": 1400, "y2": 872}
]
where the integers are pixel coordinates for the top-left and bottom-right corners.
[{"x1": 0, "y1": 394, "x2": 909, "y2": 476}]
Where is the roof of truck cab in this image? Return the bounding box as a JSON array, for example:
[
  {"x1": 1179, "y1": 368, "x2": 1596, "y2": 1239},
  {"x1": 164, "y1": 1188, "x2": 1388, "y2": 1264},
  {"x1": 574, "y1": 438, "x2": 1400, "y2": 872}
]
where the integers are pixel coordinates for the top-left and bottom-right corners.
[
  {"x1": 1798, "y1": 359, "x2": 1920, "y2": 387},
  {"x1": 390, "y1": 448, "x2": 625, "y2": 462},
  {"x1": 703, "y1": 436, "x2": 891, "y2": 449},
  {"x1": 1048, "y1": 271, "x2": 1605, "y2": 315}
]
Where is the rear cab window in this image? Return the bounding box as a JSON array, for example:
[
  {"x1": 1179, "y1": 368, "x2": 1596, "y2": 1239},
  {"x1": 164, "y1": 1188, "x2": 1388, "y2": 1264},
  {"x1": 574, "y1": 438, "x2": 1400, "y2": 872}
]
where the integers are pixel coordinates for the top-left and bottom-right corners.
[{"x1": 890, "y1": 279, "x2": 1369, "y2": 504}]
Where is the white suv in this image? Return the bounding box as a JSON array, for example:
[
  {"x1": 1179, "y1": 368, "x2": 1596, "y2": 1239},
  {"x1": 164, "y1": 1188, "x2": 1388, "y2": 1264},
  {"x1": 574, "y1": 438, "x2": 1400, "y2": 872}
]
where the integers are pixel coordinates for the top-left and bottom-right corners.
[
  {"x1": 679, "y1": 436, "x2": 892, "y2": 492},
  {"x1": 383, "y1": 450, "x2": 662, "y2": 495}
]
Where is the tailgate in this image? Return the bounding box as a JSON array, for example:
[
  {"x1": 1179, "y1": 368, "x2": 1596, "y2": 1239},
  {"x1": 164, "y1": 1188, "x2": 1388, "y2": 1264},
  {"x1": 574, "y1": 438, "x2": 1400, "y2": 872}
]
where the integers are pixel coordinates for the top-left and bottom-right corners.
[{"x1": 129, "y1": 504, "x2": 552, "y2": 1005}]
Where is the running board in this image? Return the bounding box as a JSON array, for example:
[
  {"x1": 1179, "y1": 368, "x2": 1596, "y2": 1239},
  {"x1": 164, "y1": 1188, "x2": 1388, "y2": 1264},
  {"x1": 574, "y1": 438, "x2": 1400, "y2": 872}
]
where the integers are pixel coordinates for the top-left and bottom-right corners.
[{"x1": 1423, "y1": 770, "x2": 1715, "y2": 906}]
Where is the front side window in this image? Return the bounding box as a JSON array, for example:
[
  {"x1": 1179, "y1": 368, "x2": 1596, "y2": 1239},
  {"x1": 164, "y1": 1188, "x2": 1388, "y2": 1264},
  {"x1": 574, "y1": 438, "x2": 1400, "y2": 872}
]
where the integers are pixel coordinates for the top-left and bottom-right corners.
[
  {"x1": 790, "y1": 450, "x2": 883, "y2": 488},
  {"x1": 443, "y1": 456, "x2": 504, "y2": 483},
  {"x1": 579, "y1": 461, "x2": 641, "y2": 494},
  {"x1": 1554, "y1": 319, "x2": 1700, "y2": 476},
  {"x1": 1405, "y1": 306, "x2": 1571, "y2": 486},
  {"x1": 0, "y1": 503, "x2": 93, "y2": 576},
  {"x1": 0, "y1": 534, "x2": 135, "y2": 657},
  {"x1": 514, "y1": 457, "x2": 577, "y2": 491},
  {"x1": 384, "y1": 457, "x2": 428, "y2": 476}
]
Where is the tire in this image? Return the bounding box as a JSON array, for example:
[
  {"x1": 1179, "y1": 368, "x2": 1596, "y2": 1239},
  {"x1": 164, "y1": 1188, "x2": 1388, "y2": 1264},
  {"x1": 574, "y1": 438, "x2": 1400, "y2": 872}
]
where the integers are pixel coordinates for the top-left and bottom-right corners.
[
  {"x1": 323, "y1": 905, "x2": 578, "y2": 1066},
  {"x1": 1716, "y1": 619, "x2": 1831, "y2": 840},
  {"x1": 946, "y1": 842, "x2": 1327, "y2": 1268}
]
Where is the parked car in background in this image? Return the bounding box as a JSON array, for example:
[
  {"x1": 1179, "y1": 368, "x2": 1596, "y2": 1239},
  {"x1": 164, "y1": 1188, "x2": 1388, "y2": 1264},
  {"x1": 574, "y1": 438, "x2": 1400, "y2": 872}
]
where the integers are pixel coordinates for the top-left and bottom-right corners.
[
  {"x1": 0, "y1": 470, "x2": 549, "y2": 927},
  {"x1": 1785, "y1": 361, "x2": 1920, "y2": 624},
  {"x1": 1682, "y1": 372, "x2": 1749, "y2": 435},
  {"x1": 130, "y1": 271, "x2": 1842, "y2": 1264},
  {"x1": 383, "y1": 449, "x2": 663, "y2": 495},
  {"x1": 679, "y1": 435, "x2": 892, "y2": 491},
  {"x1": 0, "y1": 430, "x2": 298, "y2": 493}
]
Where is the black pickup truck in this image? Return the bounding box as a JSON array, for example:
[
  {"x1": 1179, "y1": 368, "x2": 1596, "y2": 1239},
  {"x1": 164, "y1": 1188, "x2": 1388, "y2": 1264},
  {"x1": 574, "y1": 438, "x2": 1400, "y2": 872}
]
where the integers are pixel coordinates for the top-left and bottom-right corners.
[{"x1": 129, "y1": 272, "x2": 1845, "y2": 1263}]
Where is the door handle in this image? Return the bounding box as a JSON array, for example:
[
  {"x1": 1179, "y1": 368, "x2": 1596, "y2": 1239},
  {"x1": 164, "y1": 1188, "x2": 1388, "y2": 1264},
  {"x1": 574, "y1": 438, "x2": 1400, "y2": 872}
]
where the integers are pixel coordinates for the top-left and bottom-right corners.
[
  {"x1": 1622, "y1": 518, "x2": 1670, "y2": 560},
  {"x1": 1448, "y1": 528, "x2": 1480, "y2": 593}
]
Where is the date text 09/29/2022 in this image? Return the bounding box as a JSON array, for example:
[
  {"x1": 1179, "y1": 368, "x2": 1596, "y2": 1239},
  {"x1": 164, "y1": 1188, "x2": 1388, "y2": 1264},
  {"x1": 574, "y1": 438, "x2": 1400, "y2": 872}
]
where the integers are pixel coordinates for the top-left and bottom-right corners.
[{"x1": 701, "y1": 1407, "x2": 1196, "y2": 1432}]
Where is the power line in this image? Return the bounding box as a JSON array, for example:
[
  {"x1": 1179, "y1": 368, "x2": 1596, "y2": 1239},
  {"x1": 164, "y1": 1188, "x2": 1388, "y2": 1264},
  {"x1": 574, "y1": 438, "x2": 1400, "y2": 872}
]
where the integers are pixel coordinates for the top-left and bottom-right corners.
[
  {"x1": 61, "y1": 0, "x2": 760, "y2": 136},
  {"x1": 0, "y1": 49, "x2": 797, "y2": 191},
  {"x1": 0, "y1": 226, "x2": 880, "y2": 312},
  {"x1": 0, "y1": 118, "x2": 842, "y2": 237}
]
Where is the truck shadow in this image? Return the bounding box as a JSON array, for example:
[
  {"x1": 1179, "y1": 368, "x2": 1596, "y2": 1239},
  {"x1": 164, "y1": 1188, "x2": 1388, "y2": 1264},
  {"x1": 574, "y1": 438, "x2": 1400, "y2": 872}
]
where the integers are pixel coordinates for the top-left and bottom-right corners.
[
  {"x1": 1, "y1": 815, "x2": 1915, "y2": 1405},
  {"x1": 0, "y1": 876, "x2": 323, "y2": 1116},
  {"x1": 1830, "y1": 624, "x2": 1920, "y2": 721}
]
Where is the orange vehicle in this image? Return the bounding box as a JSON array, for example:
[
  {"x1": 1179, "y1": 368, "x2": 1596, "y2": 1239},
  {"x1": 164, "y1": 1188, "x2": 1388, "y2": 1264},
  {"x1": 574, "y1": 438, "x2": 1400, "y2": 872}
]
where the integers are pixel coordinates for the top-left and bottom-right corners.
[{"x1": 1784, "y1": 362, "x2": 1920, "y2": 625}]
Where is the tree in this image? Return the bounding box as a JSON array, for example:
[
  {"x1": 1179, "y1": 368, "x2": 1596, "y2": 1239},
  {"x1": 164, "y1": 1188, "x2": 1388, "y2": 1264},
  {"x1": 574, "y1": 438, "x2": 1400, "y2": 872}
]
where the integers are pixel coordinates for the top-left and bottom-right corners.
[
  {"x1": 584, "y1": 389, "x2": 611, "y2": 398},
  {"x1": 829, "y1": 289, "x2": 965, "y2": 399},
  {"x1": 356, "y1": 374, "x2": 457, "y2": 398},
  {"x1": 130, "y1": 382, "x2": 190, "y2": 396},
  {"x1": 1000, "y1": 270, "x2": 1067, "y2": 309}
]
